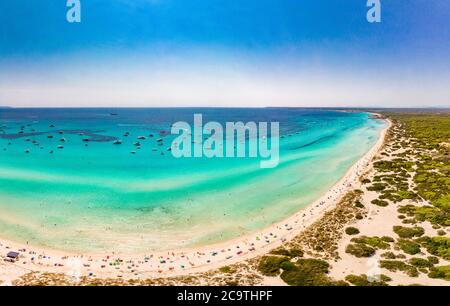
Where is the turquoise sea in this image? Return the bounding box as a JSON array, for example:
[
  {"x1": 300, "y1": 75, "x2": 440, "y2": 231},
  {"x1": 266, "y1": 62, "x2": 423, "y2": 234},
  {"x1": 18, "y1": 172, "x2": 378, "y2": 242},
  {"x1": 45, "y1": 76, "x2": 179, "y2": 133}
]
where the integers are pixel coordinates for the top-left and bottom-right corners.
[{"x1": 0, "y1": 108, "x2": 386, "y2": 253}]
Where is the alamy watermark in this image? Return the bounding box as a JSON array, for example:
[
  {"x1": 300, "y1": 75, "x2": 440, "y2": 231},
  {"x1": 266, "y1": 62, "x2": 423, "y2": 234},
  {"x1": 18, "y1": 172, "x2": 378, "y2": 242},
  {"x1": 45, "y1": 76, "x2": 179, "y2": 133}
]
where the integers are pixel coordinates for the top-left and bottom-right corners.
[
  {"x1": 367, "y1": 0, "x2": 381, "y2": 23},
  {"x1": 66, "y1": 0, "x2": 81, "y2": 23},
  {"x1": 366, "y1": 256, "x2": 382, "y2": 283},
  {"x1": 170, "y1": 114, "x2": 280, "y2": 169},
  {"x1": 67, "y1": 1, "x2": 381, "y2": 24}
]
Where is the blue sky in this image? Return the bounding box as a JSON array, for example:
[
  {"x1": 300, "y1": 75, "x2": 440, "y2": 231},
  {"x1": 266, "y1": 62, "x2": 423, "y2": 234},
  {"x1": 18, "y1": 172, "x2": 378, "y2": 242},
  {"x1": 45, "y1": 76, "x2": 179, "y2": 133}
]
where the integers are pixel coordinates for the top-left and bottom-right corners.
[{"x1": 0, "y1": 0, "x2": 449, "y2": 107}]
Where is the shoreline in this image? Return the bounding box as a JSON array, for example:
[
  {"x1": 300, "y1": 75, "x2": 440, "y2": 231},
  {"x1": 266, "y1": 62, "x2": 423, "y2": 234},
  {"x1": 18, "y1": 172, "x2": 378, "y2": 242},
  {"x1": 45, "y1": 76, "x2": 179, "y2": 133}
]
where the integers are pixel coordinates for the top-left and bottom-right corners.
[{"x1": 0, "y1": 117, "x2": 391, "y2": 283}]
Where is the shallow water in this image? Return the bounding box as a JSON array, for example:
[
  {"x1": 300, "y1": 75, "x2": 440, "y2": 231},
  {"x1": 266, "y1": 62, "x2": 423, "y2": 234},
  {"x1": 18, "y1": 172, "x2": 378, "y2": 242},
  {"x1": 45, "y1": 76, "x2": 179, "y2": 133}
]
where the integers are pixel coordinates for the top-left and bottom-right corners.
[{"x1": 0, "y1": 108, "x2": 386, "y2": 253}]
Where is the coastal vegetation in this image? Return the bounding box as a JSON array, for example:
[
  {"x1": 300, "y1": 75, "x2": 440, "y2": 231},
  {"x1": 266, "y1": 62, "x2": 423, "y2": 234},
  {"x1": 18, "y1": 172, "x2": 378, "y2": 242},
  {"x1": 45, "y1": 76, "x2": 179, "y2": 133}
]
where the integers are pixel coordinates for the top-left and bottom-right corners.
[
  {"x1": 279, "y1": 258, "x2": 347, "y2": 286},
  {"x1": 358, "y1": 113, "x2": 450, "y2": 283},
  {"x1": 285, "y1": 190, "x2": 366, "y2": 261},
  {"x1": 257, "y1": 256, "x2": 290, "y2": 276},
  {"x1": 269, "y1": 247, "x2": 304, "y2": 258},
  {"x1": 345, "y1": 227, "x2": 360, "y2": 235},
  {"x1": 345, "y1": 274, "x2": 391, "y2": 286},
  {"x1": 415, "y1": 236, "x2": 450, "y2": 260},
  {"x1": 396, "y1": 239, "x2": 421, "y2": 255},
  {"x1": 345, "y1": 243, "x2": 376, "y2": 257},
  {"x1": 428, "y1": 265, "x2": 450, "y2": 281},
  {"x1": 257, "y1": 256, "x2": 349, "y2": 286},
  {"x1": 393, "y1": 226, "x2": 424, "y2": 238},
  {"x1": 379, "y1": 260, "x2": 419, "y2": 277},
  {"x1": 337, "y1": 113, "x2": 449, "y2": 285}
]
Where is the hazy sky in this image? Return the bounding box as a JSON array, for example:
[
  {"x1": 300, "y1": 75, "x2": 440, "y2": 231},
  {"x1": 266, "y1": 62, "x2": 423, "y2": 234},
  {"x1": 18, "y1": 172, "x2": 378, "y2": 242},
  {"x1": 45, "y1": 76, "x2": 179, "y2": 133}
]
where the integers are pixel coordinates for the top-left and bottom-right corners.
[{"x1": 0, "y1": 0, "x2": 449, "y2": 107}]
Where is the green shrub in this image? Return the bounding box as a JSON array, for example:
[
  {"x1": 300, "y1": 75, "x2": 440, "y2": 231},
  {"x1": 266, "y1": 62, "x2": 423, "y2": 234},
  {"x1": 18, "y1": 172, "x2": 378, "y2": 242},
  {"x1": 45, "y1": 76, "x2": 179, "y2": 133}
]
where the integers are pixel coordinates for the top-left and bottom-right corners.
[
  {"x1": 367, "y1": 183, "x2": 387, "y2": 192},
  {"x1": 257, "y1": 256, "x2": 289, "y2": 276},
  {"x1": 270, "y1": 247, "x2": 304, "y2": 258},
  {"x1": 396, "y1": 239, "x2": 421, "y2": 255},
  {"x1": 219, "y1": 266, "x2": 234, "y2": 274},
  {"x1": 280, "y1": 261, "x2": 297, "y2": 271},
  {"x1": 380, "y1": 251, "x2": 396, "y2": 259},
  {"x1": 393, "y1": 226, "x2": 425, "y2": 238},
  {"x1": 380, "y1": 251, "x2": 405, "y2": 259},
  {"x1": 345, "y1": 274, "x2": 391, "y2": 286},
  {"x1": 345, "y1": 227, "x2": 360, "y2": 235},
  {"x1": 428, "y1": 265, "x2": 450, "y2": 281},
  {"x1": 371, "y1": 199, "x2": 389, "y2": 207},
  {"x1": 280, "y1": 259, "x2": 345, "y2": 286},
  {"x1": 437, "y1": 230, "x2": 446, "y2": 236},
  {"x1": 381, "y1": 236, "x2": 395, "y2": 243},
  {"x1": 415, "y1": 236, "x2": 450, "y2": 260},
  {"x1": 345, "y1": 243, "x2": 376, "y2": 258},
  {"x1": 398, "y1": 205, "x2": 449, "y2": 227},
  {"x1": 427, "y1": 256, "x2": 439, "y2": 265},
  {"x1": 408, "y1": 257, "x2": 433, "y2": 268},
  {"x1": 355, "y1": 201, "x2": 365, "y2": 208},
  {"x1": 380, "y1": 260, "x2": 419, "y2": 277},
  {"x1": 296, "y1": 259, "x2": 330, "y2": 273},
  {"x1": 351, "y1": 236, "x2": 390, "y2": 249}
]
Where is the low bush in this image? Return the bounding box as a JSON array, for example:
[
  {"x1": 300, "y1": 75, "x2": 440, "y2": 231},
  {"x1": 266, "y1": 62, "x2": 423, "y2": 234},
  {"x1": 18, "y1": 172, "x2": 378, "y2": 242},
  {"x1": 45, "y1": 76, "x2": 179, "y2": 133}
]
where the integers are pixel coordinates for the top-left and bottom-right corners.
[
  {"x1": 345, "y1": 243, "x2": 376, "y2": 258},
  {"x1": 415, "y1": 236, "x2": 450, "y2": 260},
  {"x1": 345, "y1": 274, "x2": 391, "y2": 286},
  {"x1": 257, "y1": 256, "x2": 289, "y2": 276},
  {"x1": 270, "y1": 247, "x2": 304, "y2": 258},
  {"x1": 408, "y1": 257, "x2": 433, "y2": 268},
  {"x1": 380, "y1": 260, "x2": 419, "y2": 277},
  {"x1": 280, "y1": 259, "x2": 346, "y2": 286},
  {"x1": 351, "y1": 236, "x2": 391, "y2": 249},
  {"x1": 355, "y1": 201, "x2": 365, "y2": 208},
  {"x1": 380, "y1": 251, "x2": 405, "y2": 259},
  {"x1": 393, "y1": 226, "x2": 425, "y2": 238},
  {"x1": 428, "y1": 265, "x2": 450, "y2": 281},
  {"x1": 398, "y1": 205, "x2": 449, "y2": 227},
  {"x1": 367, "y1": 183, "x2": 387, "y2": 192},
  {"x1": 381, "y1": 236, "x2": 395, "y2": 243},
  {"x1": 345, "y1": 227, "x2": 360, "y2": 235},
  {"x1": 427, "y1": 256, "x2": 439, "y2": 265},
  {"x1": 396, "y1": 239, "x2": 421, "y2": 255},
  {"x1": 219, "y1": 266, "x2": 234, "y2": 274},
  {"x1": 371, "y1": 199, "x2": 389, "y2": 207},
  {"x1": 437, "y1": 230, "x2": 446, "y2": 236}
]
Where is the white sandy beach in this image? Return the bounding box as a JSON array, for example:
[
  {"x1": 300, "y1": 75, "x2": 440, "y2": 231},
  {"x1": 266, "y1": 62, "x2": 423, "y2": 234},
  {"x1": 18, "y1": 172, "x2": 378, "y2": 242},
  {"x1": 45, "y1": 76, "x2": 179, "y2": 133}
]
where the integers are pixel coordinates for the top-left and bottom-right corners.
[{"x1": 0, "y1": 118, "x2": 390, "y2": 285}]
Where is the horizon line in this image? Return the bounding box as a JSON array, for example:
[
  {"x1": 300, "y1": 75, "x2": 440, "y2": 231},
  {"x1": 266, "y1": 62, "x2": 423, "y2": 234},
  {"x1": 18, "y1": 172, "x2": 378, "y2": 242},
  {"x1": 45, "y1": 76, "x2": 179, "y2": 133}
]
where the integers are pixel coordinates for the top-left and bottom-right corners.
[{"x1": 1, "y1": 106, "x2": 450, "y2": 110}]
